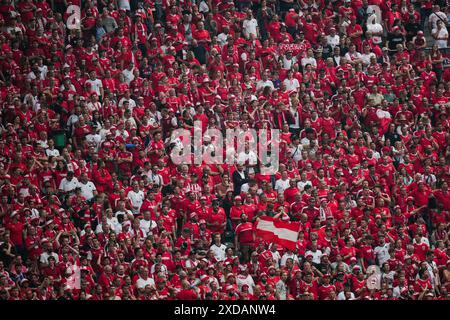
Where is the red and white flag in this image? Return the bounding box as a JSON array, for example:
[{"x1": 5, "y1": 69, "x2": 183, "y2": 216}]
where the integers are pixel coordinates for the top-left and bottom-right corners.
[{"x1": 255, "y1": 216, "x2": 300, "y2": 251}]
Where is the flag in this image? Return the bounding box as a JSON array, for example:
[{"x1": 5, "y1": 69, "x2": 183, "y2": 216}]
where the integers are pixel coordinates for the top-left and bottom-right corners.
[{"x1": 255, "y1": 216, "x2": 300, "y2": 251}]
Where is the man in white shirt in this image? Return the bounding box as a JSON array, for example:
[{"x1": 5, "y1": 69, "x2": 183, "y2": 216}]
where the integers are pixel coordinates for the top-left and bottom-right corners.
[
  {"x1": 127, "y1": 181, "x2": 145, "y2": 215},
  {"x1": 280, "y1": 248, "x2": 299, "y2": 267},
  {"x1": 85, "y1": 71, "x2": 104, "y2": 97},
  {"x1": 242, "y1": 11, "x2": 258, "y2": 38},
  {"x1": 337, "y1": 287, "x2": 356, "y2": 300},
  {"x1": 199, "y1": 0, "x2": 210, "y2": 13},
  {"x1": 283, "y1": 50, "x2": 298, "y2": 70},
  {"x1": 218, "y1": 28, "x2": 231, "y2": 47},
  {"x1": 140, "y1": 210, "x2": 157, "y2": 235},
  {"x1": 39, "y1": 240, "x2": 59, "y2": 266},
  {"x1": 344, "y1": 44, "x2": 362, "y2": 65},
  {"x1": 431, "y1": 20, "x2": 449, "y2": 48},
  {"x1": 256, "y1": 70, "x2": 275, "y2": 92},
  {"x1": 283, "y1": 72, "x2": 300, "y2": 91},
  {"x1": 305, "y1": 244, "x2": 323, "y2": 265},
  {"x1": 122, "y1": 62, "x2": 136, "y2": 85},
  {"x1": 275, "y1": 171, "x2": 290, "y2": 194},
  {"x1": 326, "y1": 27, "x2": 340, "y2": 48},
  {"x1": 45, "y1": 139, "x2": 60, "y2": 158},
  {"x1": 105, "y1": 209, "x2": 122, "y2": 233},
  {"x1": 360, "y1": 44, "x2": 377, "y2": 67},
  {"x1": 135, "y1": 268, "x2": 155, "y2": 290},
  {"x1": 77, "y1": 173, "x2": 97, "y2": 201},
  {"x1": 59, "y1": 171, "x2": 79, "y2": 193},
  {"x1": 236, "y1": 265, "x2": 256, "y2": 294},
  {"x1": 210, "y1": 234, "x2": 227, "y2": 261},
  {"x1": 269, "y1": 243, "x2": 282, "y2": 267},
  {"x1": 428, "y1": 5, "x2": 447, "y2": 31},
  {"x1": 300, "y1": 48, "x2": 317, "y2": 69},
  {"x1": 374, "y1": 237, "x2": 390, "y2": 267}
]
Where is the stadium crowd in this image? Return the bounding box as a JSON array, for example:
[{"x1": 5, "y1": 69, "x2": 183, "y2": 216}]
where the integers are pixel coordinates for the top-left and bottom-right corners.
[{"x1": 0, "y1": 0, "x2": 449, "y2": 300}]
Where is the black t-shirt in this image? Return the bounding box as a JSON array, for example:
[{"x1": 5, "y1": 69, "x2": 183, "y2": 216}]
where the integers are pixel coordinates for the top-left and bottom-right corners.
[
  {"x1": 387, "y1": 33, "x2": 405, "y2": 50},
  {"x1": 193, "y1": 45, "x2": 208, "y2": 65},
  {"x1": 321, "y1": 44, "x2": 333, "y2": 59},
  {"x1": 405, "y1": 23, "x2": 420, "y2": 41},
  {"x1": 384, "y1": 131, "x2": 401, "y2": 145},
  {"x1": 0, "y1": 241, "x2": 15, "y2": 267}
]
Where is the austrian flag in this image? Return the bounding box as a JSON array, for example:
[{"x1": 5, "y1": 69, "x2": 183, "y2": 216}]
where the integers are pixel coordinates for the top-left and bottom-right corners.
[{"x1": 255, "y1": 216, "x2": 300, "y2": 251}]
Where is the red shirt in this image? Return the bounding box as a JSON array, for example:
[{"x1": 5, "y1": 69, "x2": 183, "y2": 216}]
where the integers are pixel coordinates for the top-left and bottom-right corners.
[
  {"x1": 235, "y1": 222, "x2": 254, "y2": 245},
  {"x1": 207, "y1": 208, "x2": 226, "y2": 233}
]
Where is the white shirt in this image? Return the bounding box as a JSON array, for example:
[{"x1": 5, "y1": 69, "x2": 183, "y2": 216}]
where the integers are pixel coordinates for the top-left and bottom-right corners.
[
  {"x1": 290, "y1": 108, "x2": 301, "y2": 129},
  {"x1": 290, "y1": 143, "x2": 303, "y2": 161},
  {"x1": 217, "y1": 32, "x2": 229, "y2": 47},
  {"x1": 122, "y1": 68, "x2": 135, "y2": 85},
  {"x1": 361, "y1": 52, "x2": 376, "y2": 67},
  {"x1": 374, "y1": 243, "x2": 390, "y2": 266},
  {"x1": 59, "y1": 177, "x2": 80, "y2": 193},
  {"x1": 275, "y1": 178, "x2": 290, "y2": 194},
  {"x1": 199, "y1": 0, "x2": 210, "y2": 13},
  {"x1": 300, "y1": 56, "x2": 316, "y2": 68},
  {"x1": 333, "y1": 55, "x2": 341, "y2": 66},
  {"x1": 297, "y1": 180, "x2": 312, "y2": 192},
  {"x1": 282, "y1": 56, "x2": 297, "y2": 70},
  {"x1": 270, "y1": 250, "x2": 282, "y2": 267},
  {"x1": 140, "y1": 219, "x2": 157, "y2": 235},
  {"x1": 393, "y1": 284, "x2": 408, "y2": 298},
  {"x1": 345, "y1": 51, "x2": 362, "y2": 63},
  {"x1": 429, "y1": 11, "x2": 447, "y2": 30},
  {"x1": 337, "y1": 291, "x2": 356, "y2": 300},
  {"x1": 366, "y1": 23, "x2": 383, "y2": 44},
  {"x1": 305, "y1": 249, "x2": 323, "y2": 265},
  {"x1": 45, "y1": 148, "x2": 60, "y2": 157},
  {"x1": 136, "y1": 276, "x2": 155, "y2": 289},
  {"x1": 128, "y1": 189, "x2": 145, "y2": 213},
  {"x1": 78, "y1": 181, "x2": 97, "y2": 201},
  {"x1": 118, "y1": 0, "x2": 131, "y2": 10},
  {"x1": 276, "y1": 280, "x2": 288, "y2": 300},
  {"x1": 422, "y1": 174, "x2": 437, "y2": 187},
  {"x1": 38, "y1": 65, "x2": 48, "y2": 78},
  {"x1": 256, "y1": 79, "x2": 275, "y2": 91},
  {"x1": 40, "y1": 252, "x2": 59, "y2": 265},
  {"x1": 432, "y1": 27, "x2": 448, "y2": 48},
  {"x1": 85, "y1": 79, "x2": 103, "y2": 96},
  {"x1": 280, "y1": 252, "x2": 299, "y2": 267},
  {"x1": 210, "y1": 243, "x2": 227, "y2": 261},
  {"x1": 237, "y1": 274, "x2": 256, "y2": 294},
  {"x1": 243, "y1": 18, "x2": 258, "y2": 38},
  {"x1": 326, "y1": 34, "x2": 340, "y2": 48},
  {"x1": 118, "y1": 97, "x2": 137, "y2": 111},
  {"x1": 106, "y1": 216, "x2": 122, "y2": 233},
  {"x1": 300, "y1": 137, "x2": 317, "y2": 147},
  {"x1": 283, "y1": 78, "x2": 300, "y2": 91}
]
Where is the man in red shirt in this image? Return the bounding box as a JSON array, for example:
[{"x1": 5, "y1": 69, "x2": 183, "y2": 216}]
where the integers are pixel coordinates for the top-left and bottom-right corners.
[
  {"x1": 235, "y1": 213, "x2": 255, "y2": 262},
  {"x1": 207, "y1": 199, "x2": 226, "y2": 235}
]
